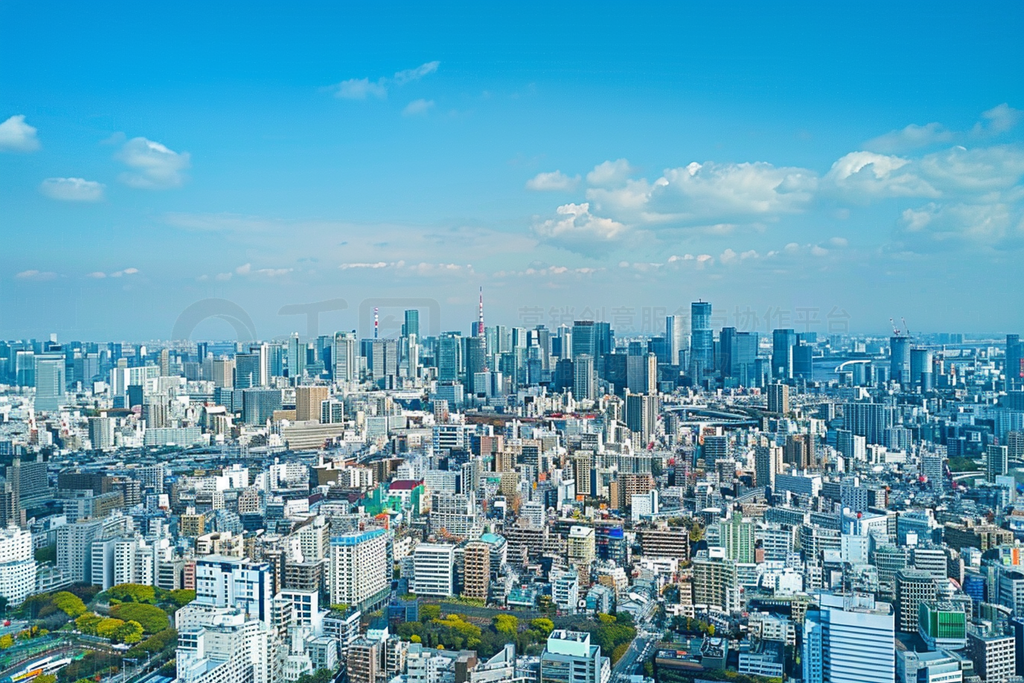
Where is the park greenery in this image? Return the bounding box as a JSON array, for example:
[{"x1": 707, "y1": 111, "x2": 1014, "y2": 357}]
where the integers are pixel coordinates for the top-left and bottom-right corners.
[
  {"x1": 395, "y1": 608, "x2": 636, "y2": 663},
  {"x1": 396, "y1": 610, "x2": 558, "y2": 658}
]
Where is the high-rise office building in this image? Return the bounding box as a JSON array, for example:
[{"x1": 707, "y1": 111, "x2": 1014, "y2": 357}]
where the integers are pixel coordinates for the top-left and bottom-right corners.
[
  {"x1": 666, "y1": 315, "x2": 687, "y2": 367},
  {"x1": 803, "y1": 593, "x2": 895, "y2": 683},
  {"x1": 768, "y1": 383, "x2": 790, "y2": 414},
  {"x1": 194, "y1": 555, "x2": 274, "y2": 625},
  {"x1": 286, "y1": 333, "x2": 306, "y2": 378},
  {"x1": 721, "y1": 514, "x2": 756, "y2": 564},
  {"x1": 437, "y1": 333, "x2": 463, "y2": 383},
  {"x1": 754, "y1": 445, "x2": 782, "y2": 489},
  {"x1": 241, "y1": 389, "x2": 282, "y2": 425},
  {"x1": 772, "y1": 329, "x2": 796, "y2": 380},
  {"x1": 1008, "y1": 334, "x2": 1022, "y2": 391},
  {"x1": 911, "y1": 348, "x2": 934, "y2": 392},
  {"x1": 793, "y1": 341, "x2": 813, "y2": 380},
  {"x1": 844, "y1": 402, "x2": 894, "y2": 445},
  {"x1": 689, "y1": 302, "x2": 713, "y2": 381},
  {"x1": 571, "y1": 321, "x2": 596, "y2": 359},
  {"x1": 328, "y1": 528, "x2": 391, "y2": 612},
  {"x1": 462, "y1": 541, "x2": 491, "y2": 601},
  {"x1": 402, "y1": 310, "x2": 420, "y2": 338},
  {"x1": 295, "y1": 385, "x2": 329, "y2": 422},
  {"x1": 539, "y1": 630, "x2": 609, "y2": 683},
  {"x1": 573, "y1": 354, "x2": 596, "y2": 401},
  {"x1": 896, "y1": 569, "x2": 939, "y2": 633},
  {"x1": 411, "y1": 543, "x2": 456, "y2": 597},
  {"x1": 890, "y1": 335, "x2": 912, "y2": 386},
  {"x1": 0, "y1": 527, "x2": 36, "y2": 606},
  {"x1": 987, "y1": 444, "x2": 1009, "y2": 483},
  {"x1": 33, "y1": 354, "x2": 66, "y2": 412},
  {"x1": 625, "y1": 393, "x2": 658, "y2": 445},
  {"x1": 370, "y1": 338, "x2": 399, "y2": 389},
  {"x1": 234, "y1": 353, "x2": 262, "y2": 389},
  {"x1": 333, "y1": 332, "x2": 357, "y2": 383}
]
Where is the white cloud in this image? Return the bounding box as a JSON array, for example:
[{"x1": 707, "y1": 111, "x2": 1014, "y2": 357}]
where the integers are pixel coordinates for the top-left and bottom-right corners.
[
  {"x1": 526, "y1": 171, "x2": 580, "y2": 192},
  {"x1": 972, "y1": 103, "x2": 1022, "y2": 137},
  {"x1": 898, "y1": 201, "x2": 1023, "y2": 248},
  {"x1": 825, "y1": 151, "x2": 939, "y2": 198},
  {"x1": 330, "y1": 61, "x2": 440, "y2": 100},
  {"x1": 533, "y1": 202, "x2": 628, "y2": 253},
  {"x1": 39, "y1": 177, "x2": 105, "y2": 202},
  {"x1": 232, "y1": 262, "x2": 291, "y2": 278},
  {"x1": 15, "y1": 270, "x2": 56, "y2": 281},
  {"x1": 117, "y1": 137, "x2": 190, "y2": 189},
  {"x1": 864, "y1": 122, "x2": 953, "y2": 153},
  {"x1": 585, "y1": 161, "x2": 816, "y2": 226},
  {"x1": 0, "y1": 115, "x2": 40, "y2": 152},
  {"x1": 394, "y1": 61, "x2": 440, "y2": 85},
  {"x1": 111, "y1": 267, "x2": 139, "y2": 277},
  {"x1": 86, "y1": 271, "x2": 107, "y2": 279},
  {"x1": 829, "y1": 237, "x2": 849, "y2": 248},
  {"x1": 332, "y1": 77, "x2": 388, "y2": 100},
  {"x1": 916, "y1": 145, "x2": 1024, "y2": 193},
  {"x1": 586, "y1": 159, "x2": 633, "y2": 187},
  {"x1": 339, "y1": 262, "x2": 391, "y2": 270},
  {"x1": 402, "y1": 99, "x2": 435, "y2": 116}
]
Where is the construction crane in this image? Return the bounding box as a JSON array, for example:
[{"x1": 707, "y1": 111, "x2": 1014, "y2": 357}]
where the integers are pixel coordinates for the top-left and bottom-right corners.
[
  {"x1": 890, "y1": 318, "x2": 901, "y2": 336},
  {"x1": 902, "y1": 317, "x2": 912, "y2": 341}
]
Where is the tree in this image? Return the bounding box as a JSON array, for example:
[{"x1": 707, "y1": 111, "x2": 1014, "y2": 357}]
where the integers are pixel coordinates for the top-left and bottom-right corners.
[
  {"x1": 125, "y1": 628, "x2": 177, "y2": 659},
  {"x1": 420, "y1": 605, "x2": 441, "y2": 622},
  {"x1": 530, "y1": 618, "x2": 554, "y2": 637},
  {"x1": 110, "y1": 603, "x2": 169, "y2": 634},
  {"x1": 0, "y1": 634, "x2": 12, "y2": 649},
  {"x1": 167, "y1": 589, "x2": 195, "y2": 608},
  {"x1": 96, "y1": 617, "x2": 127, "y2": 640},
  {"x1": 113, "y1": 621, "x2": 144, "y2": 644},
  {"x1": 76, "y1": 613, "x2": 104, "y2": 635},
  {"x1": 52, "y1": 592, "x2": 87, "y2": 618},
  {"x1": 106, "y1": 584, "x2": 156, "y2": 604},
  {"x1": 493, "y1": 615, "x2": 518, "y2": 638}
]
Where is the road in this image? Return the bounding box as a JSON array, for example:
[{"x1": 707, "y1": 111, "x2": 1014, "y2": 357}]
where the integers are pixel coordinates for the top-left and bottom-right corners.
[{"x1": 611, "y1": 623, "x2": 659, "y2": 682}]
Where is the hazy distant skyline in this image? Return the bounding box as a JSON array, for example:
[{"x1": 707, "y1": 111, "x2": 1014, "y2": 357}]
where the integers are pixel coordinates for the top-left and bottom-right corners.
[{"x1": 2, "y1": 2, "x2": 1023, "y2": 340}]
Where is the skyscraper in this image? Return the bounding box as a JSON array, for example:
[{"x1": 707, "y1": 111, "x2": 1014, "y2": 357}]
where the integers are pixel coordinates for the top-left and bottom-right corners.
[
  {"x1": 803, "y1": 593, "x2": 895, "y2": 683},
  {"x1": 333, "y1": 332, "x2": 357, "y2": 383},
  {"x1": 539, "y1": 631, "x2": 609, "y2": 683},
  {"x1": 437, "y1": 332, "x2": 463, "y2": 383},
  {"x1": 689, "y1": 301, "x2": 713, "y2": 381},
  {"x1": 1008, "y1": 334, "x2": 1022, "y2": 391},
  {"x1": 768, "y1": 383, "x2": 790, "y2": 414},
  {"x1": 402, "y1": 309, "x2": 420, "y2": 338},
  {"x1": 987, "y1": 444, "x2": 1009, "y2": 483},
  {"x1": 772, "y1": 329, "x2": 796, "y2": 380},
  {"x1": 328, "y1": 528, "x2": 391, "y2": 611},
  {"x1": 33, "y1": 354, "x2": 66, "y2": 412},
  {"x1": 295, "y1": 385, "x2": 329, "y2": 422},
  {"x1": 571, "y1": 321, "x2": 596, "y2": 358},
  {"x1": 666, "y1": 316, "x2": 686, "y2": 367},
  {"x1": 793, "y1": 341, "x2": 813, "y2": 380},
  {"x1": 287, "y1": 333, "x2": 306, "y2": 378},
  {"x1": 572, "y1": 354, "x2": 596, "y2": 401},
  {"x1": 890, "y1": 335, "x2": 912, "y2": 386}
]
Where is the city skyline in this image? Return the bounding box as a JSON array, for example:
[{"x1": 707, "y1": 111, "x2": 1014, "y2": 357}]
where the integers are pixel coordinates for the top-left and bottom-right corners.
[{"x1": 2, "y1": 2, "x2": 1023, "y2": 337}]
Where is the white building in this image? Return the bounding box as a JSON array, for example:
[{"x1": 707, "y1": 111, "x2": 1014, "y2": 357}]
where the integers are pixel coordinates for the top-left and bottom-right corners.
[
  {"x1": 803, "y1": 593, "x2": 895, "y2": 683},
  {"x1": 0, "y1": 527, "x2": 36, "y2": 605},
  {"x1": 327, "y1": 528, "x2": 391, "y2": 612},
  {"x1": 411, "y1": 543, "x2": 456, "y2": 597}
]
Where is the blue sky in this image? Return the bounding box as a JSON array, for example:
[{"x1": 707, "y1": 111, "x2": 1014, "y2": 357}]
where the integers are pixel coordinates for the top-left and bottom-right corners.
[{"x1": 1, "y1": 2, "x2": 1023, "y2": 341}]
